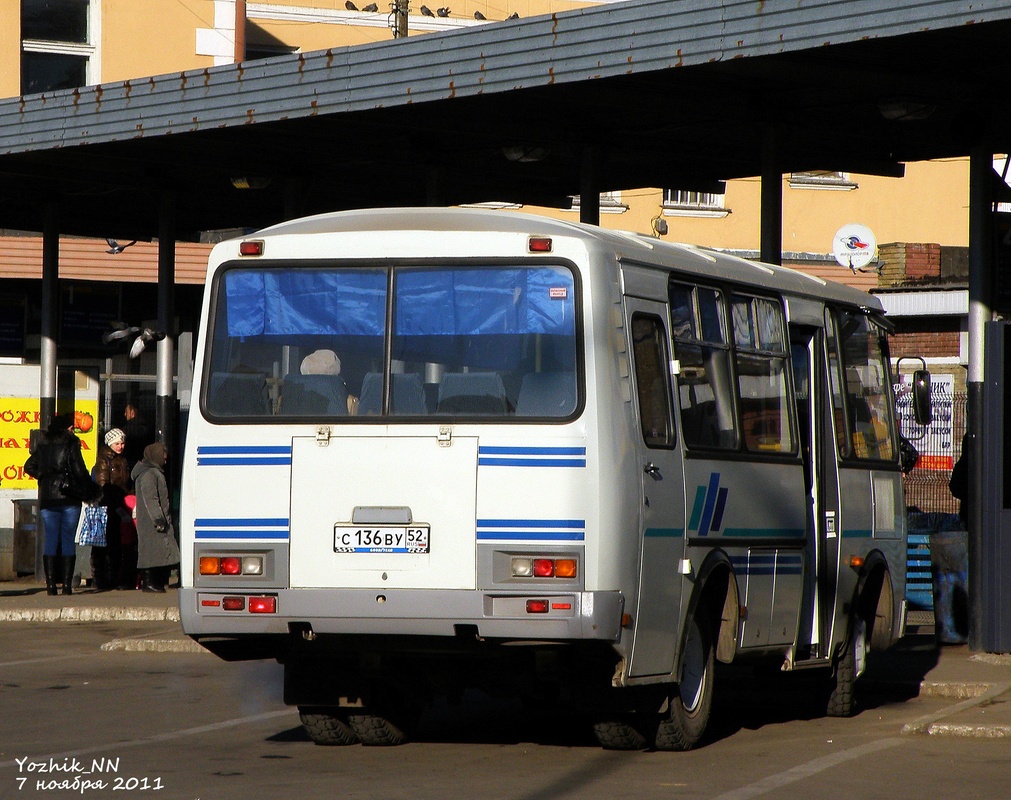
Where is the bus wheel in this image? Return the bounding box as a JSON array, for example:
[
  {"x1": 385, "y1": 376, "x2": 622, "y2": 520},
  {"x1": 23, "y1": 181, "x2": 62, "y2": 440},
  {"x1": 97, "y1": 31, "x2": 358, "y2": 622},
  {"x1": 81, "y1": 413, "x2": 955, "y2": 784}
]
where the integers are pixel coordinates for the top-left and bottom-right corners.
[
  {"x1": 347, "y1": 712, "x2": 411, "y2": 746},
  {"x1": 591, "y1": 718, "x2": 651, "y2": 751},
  {"x1": 298, "y1": 707, "x2": 359, "y2": 746},
  {"x1": 655, "y1": 605, "x2": 714, "y2": 751},
  {"x1": 825, "y1": 614, "x2": 868, "y2": 718}
]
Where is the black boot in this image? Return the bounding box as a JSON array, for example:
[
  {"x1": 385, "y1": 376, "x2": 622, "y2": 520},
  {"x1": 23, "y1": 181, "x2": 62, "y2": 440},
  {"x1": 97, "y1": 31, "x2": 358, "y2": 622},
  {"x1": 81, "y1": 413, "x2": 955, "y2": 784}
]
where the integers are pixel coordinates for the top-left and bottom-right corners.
[
  {"x1": 42, "y1": 556, "x2": 58, "y2": 596},
  {"x1": 61, "y1": 556, "x2": 76, "y2": 596},
  {"x1": 92, "y1": 547, "x2": 114, "y2": 592},
  {"x1": 141, "y1": 569, "x2": 165, "y2": 593}
]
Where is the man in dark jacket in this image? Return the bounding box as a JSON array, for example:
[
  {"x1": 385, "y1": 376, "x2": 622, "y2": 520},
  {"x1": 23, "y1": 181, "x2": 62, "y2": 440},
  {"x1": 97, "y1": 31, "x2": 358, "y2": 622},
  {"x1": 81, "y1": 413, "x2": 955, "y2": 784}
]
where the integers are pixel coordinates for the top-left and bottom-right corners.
[{"x1": 23, "y1": 413, "x2": 99, "y2": 595}]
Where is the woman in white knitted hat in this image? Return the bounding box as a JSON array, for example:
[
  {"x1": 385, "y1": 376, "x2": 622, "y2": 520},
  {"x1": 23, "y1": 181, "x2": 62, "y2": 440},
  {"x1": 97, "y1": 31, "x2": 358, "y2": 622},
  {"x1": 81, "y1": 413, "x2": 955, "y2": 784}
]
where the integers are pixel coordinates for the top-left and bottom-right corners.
[{"x1": 93, "y1": 427, "x2": 134, "y2": 590}]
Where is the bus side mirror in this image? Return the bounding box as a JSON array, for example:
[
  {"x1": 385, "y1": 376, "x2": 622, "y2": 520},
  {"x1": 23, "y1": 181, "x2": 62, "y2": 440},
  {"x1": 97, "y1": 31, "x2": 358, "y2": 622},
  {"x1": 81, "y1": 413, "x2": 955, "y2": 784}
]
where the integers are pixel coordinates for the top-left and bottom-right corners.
[{"x1": 912, "y1": 369, "x2": 932, "y2": 426}]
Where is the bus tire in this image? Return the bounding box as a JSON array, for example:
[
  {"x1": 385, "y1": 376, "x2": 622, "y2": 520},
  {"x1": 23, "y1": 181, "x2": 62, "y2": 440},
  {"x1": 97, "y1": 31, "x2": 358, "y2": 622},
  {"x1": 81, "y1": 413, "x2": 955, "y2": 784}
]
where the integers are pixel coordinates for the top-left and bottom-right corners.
[
  {"x1": 298, "y1": 707, "x2": 359, "y2": 746},
  {"x1": 655, "y1": 603, "x2": 714, "y2": 751},
  {"x1": 825, "y1": 614, "x2": 868, "y2": 718},
  {"x1": 347, "y1": 713, "x2": 410, "y2": 746},
  {"x1": 591, "y1": 719, "x2": 651, "y2": 751}
]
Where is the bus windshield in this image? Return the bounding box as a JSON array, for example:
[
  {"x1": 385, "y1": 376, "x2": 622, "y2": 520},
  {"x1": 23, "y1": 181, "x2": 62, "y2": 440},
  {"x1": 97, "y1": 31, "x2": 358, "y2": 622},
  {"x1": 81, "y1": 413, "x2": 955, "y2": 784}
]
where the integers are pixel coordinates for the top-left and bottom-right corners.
[{"x1": 203, "y1": 263, "x2": 580, "y2": 420}]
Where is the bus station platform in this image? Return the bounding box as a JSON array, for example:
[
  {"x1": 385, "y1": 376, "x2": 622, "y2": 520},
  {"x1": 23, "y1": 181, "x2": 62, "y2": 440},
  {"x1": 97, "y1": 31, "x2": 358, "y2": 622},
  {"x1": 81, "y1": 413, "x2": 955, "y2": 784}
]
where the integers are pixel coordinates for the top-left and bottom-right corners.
[{"x1": 0, "y1": 575, "x2": 1008, "y2": 739}]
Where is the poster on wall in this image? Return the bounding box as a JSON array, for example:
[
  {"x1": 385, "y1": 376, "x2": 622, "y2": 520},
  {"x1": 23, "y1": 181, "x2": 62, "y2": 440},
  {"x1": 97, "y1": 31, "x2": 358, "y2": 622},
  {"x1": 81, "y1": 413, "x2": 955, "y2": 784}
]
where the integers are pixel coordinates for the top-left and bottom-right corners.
[
  {"x1": 894, "y1": 372, "x2": 955, "y2": 471},
  {"x1": 0, "y1": 367, "x2": 99, "y2": 490}
]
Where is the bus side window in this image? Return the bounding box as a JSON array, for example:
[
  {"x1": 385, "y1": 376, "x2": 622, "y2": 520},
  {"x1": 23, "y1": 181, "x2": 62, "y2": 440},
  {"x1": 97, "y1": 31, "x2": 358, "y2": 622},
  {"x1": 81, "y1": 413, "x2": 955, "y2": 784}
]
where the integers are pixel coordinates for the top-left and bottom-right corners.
[
  {"x1": 669, "y1": 281, "x2": 737, "y2": 450},
  {"x1": 631, "y1": 313, "x2": 674, "y2": 448}
]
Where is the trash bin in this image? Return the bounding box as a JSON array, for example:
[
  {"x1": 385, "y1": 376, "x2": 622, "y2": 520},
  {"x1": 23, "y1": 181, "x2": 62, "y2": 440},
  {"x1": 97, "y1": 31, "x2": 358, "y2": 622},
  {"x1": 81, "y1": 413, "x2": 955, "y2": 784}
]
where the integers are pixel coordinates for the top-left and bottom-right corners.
[{"x1": 12, "y1": 499, "x2": 41, "y2": 578}]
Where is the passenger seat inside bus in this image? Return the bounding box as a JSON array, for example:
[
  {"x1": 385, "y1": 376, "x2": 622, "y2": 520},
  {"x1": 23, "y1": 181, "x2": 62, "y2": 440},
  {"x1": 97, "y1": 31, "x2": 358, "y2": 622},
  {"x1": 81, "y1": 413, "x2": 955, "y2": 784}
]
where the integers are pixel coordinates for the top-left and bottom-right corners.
[
  {"x1": 515, "y1": 372, "x2": 576, "y2": 416},
  {"x1": 437, "y1": 372, "x2": 509, "y2": 414},
  {"x1": 209, "y1": 372, "x2": 272, "y2": 416},
  {"x1": 279, "y1": 373, "x2": 349, "y2": 416},
  {"x1": 358, "y1": 372, "x2": 428, "y2": 415}
]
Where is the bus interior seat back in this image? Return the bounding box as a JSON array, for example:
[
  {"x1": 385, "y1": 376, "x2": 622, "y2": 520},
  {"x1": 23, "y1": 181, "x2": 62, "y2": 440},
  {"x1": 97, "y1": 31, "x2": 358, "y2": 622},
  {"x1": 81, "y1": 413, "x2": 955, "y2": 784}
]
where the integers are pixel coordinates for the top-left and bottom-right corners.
[
  {"x1": 515, "y1": 371, "x2": 576, "y2": 416},
  {"x1": 437, "y1": 372, "x2": 508, "y2": 414},
  {"x1": 359, "y1": 372, "x2": 428, "y2": 415},
  {"x1": 209, "y1": 372, "x2": 271, "y2": 416},
  {"x1": 279, "y1": 373, "x2": 349, "y2": 416}
]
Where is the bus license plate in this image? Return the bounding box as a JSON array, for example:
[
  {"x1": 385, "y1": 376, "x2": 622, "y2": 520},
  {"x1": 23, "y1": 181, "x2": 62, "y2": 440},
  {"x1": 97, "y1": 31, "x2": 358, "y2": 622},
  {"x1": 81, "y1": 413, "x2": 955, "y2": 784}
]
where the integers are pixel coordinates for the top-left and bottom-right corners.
[{"x1": 333, "y1": 525, "x2": 430, "y2": 554}]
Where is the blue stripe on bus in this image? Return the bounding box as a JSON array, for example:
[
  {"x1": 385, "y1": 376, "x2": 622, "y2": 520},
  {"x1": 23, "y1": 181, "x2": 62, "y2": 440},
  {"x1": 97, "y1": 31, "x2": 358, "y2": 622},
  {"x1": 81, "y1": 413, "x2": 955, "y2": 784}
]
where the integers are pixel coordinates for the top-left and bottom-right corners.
[
  {"x1": 476, "y1": 531, "x2": 585, "y2": 541},
  {"x1": 479, "y1": 446, "x2": 586, "y2": 456},
  {"x1": 197, "y1": 446, "x2": 292, "y2": 454},
  {"x1": 195, "y1": 517, "x2": 290, "y2": 540},
  {"x1": 697, "y1": 472, "x2": 721, "y2": 536},
  {"x1": 197, "y1": 456, "x2": 293, "y2": 465},
  {"x1": 195, "y1": 529, "x2": 290, "y2": 540},
  {"x1": 478, "y1": 457, "x2": 586, "y2": 467},
  {"x1": 195, "y1": 518, "x2": 289, "y2": 527},
  {"x1": 476, "y1": 518, "x2": 585, "y2": 541},
  {"x1": 478, "y1": 519, "x2": 583, "y2": 528},
  {"x1": 196, "y1": 445, "x2": 292, "y2": 466},
  {"x1": 478, "y1": 446, "x2": 586, "y2": 468}
]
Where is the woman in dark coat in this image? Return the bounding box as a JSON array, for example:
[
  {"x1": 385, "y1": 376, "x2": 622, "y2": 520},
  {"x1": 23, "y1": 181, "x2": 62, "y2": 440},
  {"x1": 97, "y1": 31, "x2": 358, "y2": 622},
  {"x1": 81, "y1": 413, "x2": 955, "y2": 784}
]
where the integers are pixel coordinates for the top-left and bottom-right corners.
[
  {"x1": 92, "y1": 428, "x2": 134, "y2": 590},
  {"x1": 23, "y1": 412, "x2": 98, "y2": 595},
  {"x1": 131, "y1": 442, "x2": 180, "y2": 593}
]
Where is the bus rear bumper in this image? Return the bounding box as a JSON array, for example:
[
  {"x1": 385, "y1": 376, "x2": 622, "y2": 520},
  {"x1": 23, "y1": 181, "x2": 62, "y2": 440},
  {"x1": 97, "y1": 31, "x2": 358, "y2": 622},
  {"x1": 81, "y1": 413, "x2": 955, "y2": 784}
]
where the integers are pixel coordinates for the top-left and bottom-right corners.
[{"x1": 179, "y1": 587, "x2": 625, "y2": 644}]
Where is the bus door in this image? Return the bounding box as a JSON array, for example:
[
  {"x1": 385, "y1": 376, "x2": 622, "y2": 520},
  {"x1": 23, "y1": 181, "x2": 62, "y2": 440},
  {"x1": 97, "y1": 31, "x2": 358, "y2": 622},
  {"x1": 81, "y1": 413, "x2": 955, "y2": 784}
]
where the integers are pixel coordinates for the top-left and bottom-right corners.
[
  {"x1": 624, "y1": 298, "x2": 687, "y2": 679},
  {"x1": 790, "y1": 323, "x2": 837, "y2": 662}
]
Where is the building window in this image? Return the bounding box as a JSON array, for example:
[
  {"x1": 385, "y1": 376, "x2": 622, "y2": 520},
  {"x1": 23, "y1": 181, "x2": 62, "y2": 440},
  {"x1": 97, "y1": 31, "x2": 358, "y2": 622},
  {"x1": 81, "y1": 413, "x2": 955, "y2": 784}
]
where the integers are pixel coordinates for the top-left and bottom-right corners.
[
  {"x1": 662, "y1": 189, "x2": 729, "y2": 218},
  {"x1": 788, "y1": 171, "x2": 858, "y2": 190},
  {"x1": 568, "y1": 191, "x2": 629, "y2": 214},
  {"x1": 21, "y1": 0, "x2": 94, "y2": 94}
]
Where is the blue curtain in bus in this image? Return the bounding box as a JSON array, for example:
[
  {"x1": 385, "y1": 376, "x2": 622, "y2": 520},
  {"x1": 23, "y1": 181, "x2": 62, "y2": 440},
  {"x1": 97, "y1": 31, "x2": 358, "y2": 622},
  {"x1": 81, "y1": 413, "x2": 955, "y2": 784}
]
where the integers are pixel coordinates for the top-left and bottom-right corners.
[
  {"x1": 395, "y1": 268, "x2": 573, "y2": 336},
  {"x1": 225, "y1": 270, "x2": 386, "y2": 337},
  {"x1": 225, "y1": 267, "x2": 574, "y2": 337}
]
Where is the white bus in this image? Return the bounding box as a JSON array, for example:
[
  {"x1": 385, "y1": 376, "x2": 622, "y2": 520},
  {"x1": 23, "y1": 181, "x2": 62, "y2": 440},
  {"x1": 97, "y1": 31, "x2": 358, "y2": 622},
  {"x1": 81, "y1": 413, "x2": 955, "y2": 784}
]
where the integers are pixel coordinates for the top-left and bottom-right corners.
[{"x1": 179, "y1": 207, "x2": 911, "y2": 750}]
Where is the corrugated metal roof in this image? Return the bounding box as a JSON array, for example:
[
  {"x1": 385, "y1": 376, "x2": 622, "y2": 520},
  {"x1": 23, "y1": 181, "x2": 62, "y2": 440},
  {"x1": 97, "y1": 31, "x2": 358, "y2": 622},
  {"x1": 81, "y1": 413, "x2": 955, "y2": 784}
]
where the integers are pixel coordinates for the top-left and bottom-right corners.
[
  {"x1": 2, "y1": 0, "x2": 1009, "y2": 155},
  {"x1": 876, "y1": 288, "x2": 969, "y2": 317},
  {"x1": 3, "y1": 0, "x2": 1011, "y2": 239}
]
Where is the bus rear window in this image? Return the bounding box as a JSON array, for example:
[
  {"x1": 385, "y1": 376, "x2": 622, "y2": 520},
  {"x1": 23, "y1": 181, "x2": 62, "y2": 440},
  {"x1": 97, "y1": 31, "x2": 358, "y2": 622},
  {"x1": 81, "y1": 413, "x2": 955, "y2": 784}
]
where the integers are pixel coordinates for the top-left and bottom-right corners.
[{"x1": 203, "y1": 264, "x2": 580, "y2": 421}]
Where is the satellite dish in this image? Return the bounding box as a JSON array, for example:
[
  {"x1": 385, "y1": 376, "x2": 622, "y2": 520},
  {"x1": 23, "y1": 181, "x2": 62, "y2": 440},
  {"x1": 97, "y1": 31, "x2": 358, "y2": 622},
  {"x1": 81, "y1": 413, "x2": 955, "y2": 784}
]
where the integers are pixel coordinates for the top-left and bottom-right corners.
[{"x1": 832, "y1": 223, "x2": 877, "y2": 271}]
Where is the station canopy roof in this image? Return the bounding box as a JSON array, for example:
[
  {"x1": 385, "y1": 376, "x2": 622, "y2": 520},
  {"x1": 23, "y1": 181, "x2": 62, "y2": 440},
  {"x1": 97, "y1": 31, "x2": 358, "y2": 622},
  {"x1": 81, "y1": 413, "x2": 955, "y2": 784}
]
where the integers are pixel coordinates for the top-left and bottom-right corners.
[{"x1": 1, "y1": 0, "x2": 1011, "y2": 242}]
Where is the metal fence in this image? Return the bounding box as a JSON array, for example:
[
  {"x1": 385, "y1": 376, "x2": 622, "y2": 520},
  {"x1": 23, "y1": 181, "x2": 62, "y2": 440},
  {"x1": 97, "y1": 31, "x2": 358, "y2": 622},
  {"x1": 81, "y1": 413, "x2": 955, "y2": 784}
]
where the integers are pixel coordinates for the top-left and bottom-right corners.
[{"x1": 902, "y1": 391, "x2": 965, "y2": 514}]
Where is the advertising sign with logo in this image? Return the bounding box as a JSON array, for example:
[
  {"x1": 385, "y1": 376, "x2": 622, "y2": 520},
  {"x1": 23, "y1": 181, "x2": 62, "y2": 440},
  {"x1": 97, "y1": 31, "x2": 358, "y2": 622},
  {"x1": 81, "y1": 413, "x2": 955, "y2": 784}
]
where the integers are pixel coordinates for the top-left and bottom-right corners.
[
  {"x1": 832, "y1": 223, "x2": 877, "y2": 271},
  {"x1": 894, "y1": 372, "x2": 955, "y2": 471}
]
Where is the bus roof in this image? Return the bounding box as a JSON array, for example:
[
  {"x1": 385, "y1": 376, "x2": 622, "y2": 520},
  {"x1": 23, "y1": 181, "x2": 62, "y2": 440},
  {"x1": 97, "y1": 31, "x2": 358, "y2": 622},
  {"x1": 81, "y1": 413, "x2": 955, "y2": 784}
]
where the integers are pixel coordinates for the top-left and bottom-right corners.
[{"x1": 246, "y1": 207, "x2": 884, "y2": 314}]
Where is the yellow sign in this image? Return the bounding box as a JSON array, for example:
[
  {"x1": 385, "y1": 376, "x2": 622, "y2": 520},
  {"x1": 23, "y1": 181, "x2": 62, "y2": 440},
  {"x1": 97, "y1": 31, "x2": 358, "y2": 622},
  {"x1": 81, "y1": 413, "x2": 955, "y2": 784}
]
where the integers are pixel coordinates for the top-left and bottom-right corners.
[{"x1": 0, "y1": 400, "x2": 99, "y2": 490}]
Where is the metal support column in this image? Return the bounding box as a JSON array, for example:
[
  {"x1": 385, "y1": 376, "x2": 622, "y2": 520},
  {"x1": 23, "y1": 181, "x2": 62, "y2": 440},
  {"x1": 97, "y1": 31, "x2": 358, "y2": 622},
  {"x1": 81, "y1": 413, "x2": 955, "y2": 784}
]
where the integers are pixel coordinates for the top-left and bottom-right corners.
[
  {"x1": 39, "y1": 202, "x2": 60, "y2": 429},
  {"x1": 155, "y1": 196, "x2": 176, "y2": 452},
  {"x1": 580, "y1": 147, "x2": 601, "y2": 227},
  {"x1": 967, "y1": 147, "x2": 994, "y2": 650},
  {"x1": 760, "y1": 130, "x2": 783, "y2": 266}
]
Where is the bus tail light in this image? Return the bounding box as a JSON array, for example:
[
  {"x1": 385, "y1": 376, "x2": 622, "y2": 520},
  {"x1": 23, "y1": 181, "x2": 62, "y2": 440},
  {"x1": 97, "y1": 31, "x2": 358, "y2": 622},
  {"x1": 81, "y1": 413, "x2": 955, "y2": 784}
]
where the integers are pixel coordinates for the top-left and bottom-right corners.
[
  {"x1": 239, "y1": 240, "x2": 264, "y2": 256},
  {"x1": 199, "y1": 555, "x2": 264, "y2": 576},
  {"x1": 510, "y1": 556, "x2": 578, "y2": 579},
  {"x1": 248, "y1": 596, "x2": 277, "y2": 614},
  {"x1": 526, "y1": 599, "x2": 549, "y2": 613},
  {"x1": 222, "y1": 596, "x2": 245, "y2": 611}
]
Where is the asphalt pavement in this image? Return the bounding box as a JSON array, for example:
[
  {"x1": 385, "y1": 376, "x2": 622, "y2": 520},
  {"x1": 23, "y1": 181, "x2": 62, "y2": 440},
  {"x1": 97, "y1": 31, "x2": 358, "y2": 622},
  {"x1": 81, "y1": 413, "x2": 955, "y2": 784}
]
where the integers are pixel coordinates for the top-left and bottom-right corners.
[{"x1": 1, "y1": 575, "x2": 1008, "y2": 739}]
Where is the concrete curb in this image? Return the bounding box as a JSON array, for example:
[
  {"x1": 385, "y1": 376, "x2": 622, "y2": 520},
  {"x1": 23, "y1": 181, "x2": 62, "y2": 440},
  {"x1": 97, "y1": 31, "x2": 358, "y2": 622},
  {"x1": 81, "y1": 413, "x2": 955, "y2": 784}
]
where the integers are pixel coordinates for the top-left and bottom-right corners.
[
  {"x1": 0, "y1": 606, "x2": 180, "y2": 623},
  {"x1": 901, "y1": 680, "x2": 1011, "y2": 738},
  {"x1": 101, "y1": 637, "x2": 207, "y2": 654},
  {"x1": 922, "y1": 722, "x2": 1011, "y2": 738}
]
